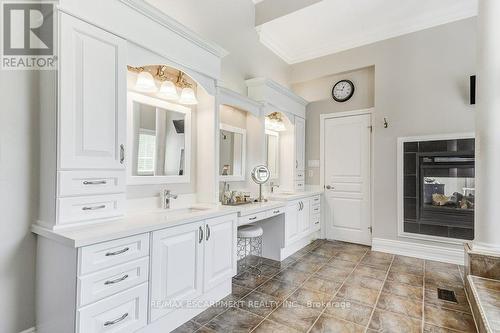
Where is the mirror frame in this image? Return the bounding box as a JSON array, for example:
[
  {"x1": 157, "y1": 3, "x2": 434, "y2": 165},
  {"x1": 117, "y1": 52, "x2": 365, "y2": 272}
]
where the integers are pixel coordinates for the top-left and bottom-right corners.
[
  {"x1": 265, "y1": 129, "x2": 280, "y2": 181},
  {"x1": 219, "y1": 123, "x2": 247, "y2": 182},
  {"x1": 127, "y1": 91, "x2": 192, "y2": 185}
]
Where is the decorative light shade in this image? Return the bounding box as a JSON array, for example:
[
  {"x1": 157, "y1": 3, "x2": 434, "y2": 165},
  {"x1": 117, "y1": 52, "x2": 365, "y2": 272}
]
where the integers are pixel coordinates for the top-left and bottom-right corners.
[
  {"x1": 178, "y1": 87, "x2": 198, "y2": 105},
  {"x1": 135, "y1": 71, "x2": 156, "y2": 92},
  {"x1": 265, "y1": 116, "x2": 286, "y2": 132},
  {"x1": 158, "y1": 80, "x2": 179, "y2": 100}
]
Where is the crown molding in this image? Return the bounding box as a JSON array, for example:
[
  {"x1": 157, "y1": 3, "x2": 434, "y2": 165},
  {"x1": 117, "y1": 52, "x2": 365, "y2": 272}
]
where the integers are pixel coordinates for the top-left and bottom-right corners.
[
  {"x1": 119, "y1": 0, "x2": 229, "y2": 59},
  {"x1": 245, "y1": 77, "x2": 309, "y2": 106},
  {"x1": 218, "y1": 86, "x2": 263, "y2": 117},
  {"x1": 258, "y1": 1, "x2": 476, "y2": 64}
]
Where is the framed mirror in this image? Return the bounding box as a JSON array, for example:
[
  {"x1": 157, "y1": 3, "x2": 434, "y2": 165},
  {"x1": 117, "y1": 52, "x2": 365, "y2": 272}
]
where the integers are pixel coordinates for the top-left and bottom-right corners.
[
  {"x1": 219, "y1": 123, "x2": 246, "y2": 181},
  {"x1": 265, "y1": 130, "x2": 279, "y2": 180},
  {"x1": 127, "y1": 92, "x2": 191, "y2": 185}
]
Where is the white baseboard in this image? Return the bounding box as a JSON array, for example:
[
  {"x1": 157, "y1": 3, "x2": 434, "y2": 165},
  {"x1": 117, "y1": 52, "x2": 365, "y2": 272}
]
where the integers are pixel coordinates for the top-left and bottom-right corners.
[
  {"x1": 19, "y1": 328, "x2": 36, "y2": 333},
  {"x1": 372, "y1": 237, "x2": 465, "y2": 265}
]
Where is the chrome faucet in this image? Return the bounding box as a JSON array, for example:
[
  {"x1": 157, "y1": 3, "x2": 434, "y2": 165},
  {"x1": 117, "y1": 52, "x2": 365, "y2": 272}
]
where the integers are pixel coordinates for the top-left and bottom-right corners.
[
  {"x1": 270, "y1": 182, "x2": 280, "y2": 193},
  {"x1": 162, "y1": 189, "x2": 178, "y2": 209}
]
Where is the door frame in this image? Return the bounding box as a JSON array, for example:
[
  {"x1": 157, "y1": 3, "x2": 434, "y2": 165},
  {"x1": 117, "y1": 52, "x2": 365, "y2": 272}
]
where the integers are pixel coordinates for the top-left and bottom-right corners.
[{"x1": 319, "y1": 108, "x2": 374, "y2": 242}]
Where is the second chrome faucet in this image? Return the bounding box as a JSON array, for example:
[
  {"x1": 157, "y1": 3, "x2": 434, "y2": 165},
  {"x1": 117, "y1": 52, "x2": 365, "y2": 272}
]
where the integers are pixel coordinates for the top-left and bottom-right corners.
[{"x1": 162, "y1": 189, "x2": 178, "y2": 209}]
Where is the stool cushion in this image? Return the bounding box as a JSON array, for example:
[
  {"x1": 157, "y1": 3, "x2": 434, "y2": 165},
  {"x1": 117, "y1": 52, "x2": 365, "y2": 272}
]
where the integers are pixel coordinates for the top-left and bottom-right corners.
[{"x1": 237, "y1": 225, "x2": 263, "y2": 238}]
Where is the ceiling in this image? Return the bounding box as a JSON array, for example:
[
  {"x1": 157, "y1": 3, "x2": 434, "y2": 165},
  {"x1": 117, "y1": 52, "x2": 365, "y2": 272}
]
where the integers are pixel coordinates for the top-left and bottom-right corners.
[{"x1": 256, "y1": 0, "x2": 477, "y2": 64}]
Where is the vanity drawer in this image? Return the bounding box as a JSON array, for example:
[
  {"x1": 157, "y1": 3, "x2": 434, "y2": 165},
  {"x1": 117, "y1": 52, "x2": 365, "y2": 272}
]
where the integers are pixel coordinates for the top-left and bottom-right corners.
[
  {"x1": 311, "y1": 214, "x2": 321, "y2": 231},
  {"x1": 57, "y1": 194, "x2": 125, "y2": 226},
  {"x1": 78, "y1": 257, "x2": 149, "y2": 307},
  {"x1": 311, "y1": 205, "x2": 321, "y2": 215},
  {"x1": 295, "y1": 170, "x2": 305, "y2": 180},
  {"x1": 77, "y1": 283, "x2": 148, "y2": 333},
  {"x1": 294, "y1": 181, "x2": 305, "y2": 191},
  {"x1": 238, "y1": 211, "x2": 267, "y2": 226},
  {"x1": 311, "y1": 195, "x2": 321, "y2": 205},
  {"x1": 267, "y1": 207, "x2": 284, "y2": 218},
  {"x1": 58, "y1": 170, "x2": 125, "y2": 197},
  {"x1": 79, "y1": 234, "x2": 150, "y2": 275}
]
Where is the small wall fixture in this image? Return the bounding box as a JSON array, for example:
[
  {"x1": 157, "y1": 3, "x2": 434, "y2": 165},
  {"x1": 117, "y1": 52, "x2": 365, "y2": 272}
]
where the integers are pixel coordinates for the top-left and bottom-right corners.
[
  {"x1": 265, "y1": 112, "x2": 286, "y2": 132},
  {"x1": 158, "y1": 80, "x2": 179, "y2": 100},
  {"x1": 135, "y1": 71, "x2": 156, "y2": 93},
  {"x1": 179, "y1": 87, "x2": 198, "y2": 105}
]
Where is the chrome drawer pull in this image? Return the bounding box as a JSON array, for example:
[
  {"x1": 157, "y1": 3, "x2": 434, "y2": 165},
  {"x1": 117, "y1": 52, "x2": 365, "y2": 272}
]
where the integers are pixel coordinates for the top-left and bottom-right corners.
[
  {"x1": 199, "y1": 226, "x2": 204, "y2": 243},
  {"x1": 104, "y1": 312, "x2": 128, "y2": 326},
  {"x1": 105, "y1": 247, "x2": 129, "y2": 256},
  {"x1": 82, "y1": 180, "x2": 107, "y2": 185},
  {"x1": 249, "y1": 216, "x2": 257, "y2": 221},
  {"x1": 273, "y1": 210, "x2": 280, "y2": 214},
  {"x1": 104, "y1": 274, "x2": 129, "y2": 285},
  {"x1": 206, "y1": 224, "x2": 210, "y2": 241},
  {"x1": 82, "y1": 205, "x2": 106, "y2": 211}
]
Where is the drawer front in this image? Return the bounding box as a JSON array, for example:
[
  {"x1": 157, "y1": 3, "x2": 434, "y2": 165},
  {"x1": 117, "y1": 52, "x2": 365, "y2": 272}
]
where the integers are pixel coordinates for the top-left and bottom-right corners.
[
  {"x1": 58, "y1": 170, "x2": 125, "y2": 197},
  {"x1": 311, "y1": 213, "x2": 321, "y2": 231},
  {"x1": 238, "y1": 211, "x2": 267, "y2": 226},
  {"x1": 267, "y1": 207, "x2": 284, "y2": 218},
  {"x1": 79, "y1": 234, "x2": 149, "y2": 275},
  {"x1": 78, "y1": 257, "x2": 149, "y2": 307},
  {"x1": 311, "y1": 195, "x2": 320, "y2": 205},
  {"x1": 77, "y1": 283, "x2": 148, "y2": 333},
  {"x1": 295, "y1": 170, "x2": 305, "y2": 180},
  {"x1": 57, "y1": 194, "x2": 125, "y2": 226},
  {"x1": 311, "y1": 205, "x2": 321, "y2": 215},
  {"x1": 294, "y1": 181, "x2": 305, "y2": 191}
]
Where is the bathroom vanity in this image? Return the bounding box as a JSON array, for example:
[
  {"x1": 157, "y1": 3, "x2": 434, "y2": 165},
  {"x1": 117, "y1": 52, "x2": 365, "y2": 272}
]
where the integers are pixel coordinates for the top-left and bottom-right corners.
[{"x1": 32, "y1": 1, "x2": 319, "y2": 332}]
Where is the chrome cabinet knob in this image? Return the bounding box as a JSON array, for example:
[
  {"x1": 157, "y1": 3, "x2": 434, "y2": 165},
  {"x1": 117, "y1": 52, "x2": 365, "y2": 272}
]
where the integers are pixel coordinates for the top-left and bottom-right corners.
[{"x1": 325, "y1": 185, "x2": 334, "y2": 190}]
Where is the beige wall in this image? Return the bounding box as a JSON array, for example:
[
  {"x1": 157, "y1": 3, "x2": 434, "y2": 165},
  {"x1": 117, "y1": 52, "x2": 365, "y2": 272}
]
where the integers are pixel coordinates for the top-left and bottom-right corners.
[
  {"x1": 291, "y1": 18, "x2": 476, "y2": 245},
  {"x1": 296, "y1": 66, "x2": 375, "y2": 185}
]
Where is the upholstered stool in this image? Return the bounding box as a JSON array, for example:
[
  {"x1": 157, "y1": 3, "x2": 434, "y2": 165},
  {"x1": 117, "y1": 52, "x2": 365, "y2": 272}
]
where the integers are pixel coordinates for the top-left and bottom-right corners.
[{"x1": 236, "y1": 225, "x2": 264, "y2": 275}]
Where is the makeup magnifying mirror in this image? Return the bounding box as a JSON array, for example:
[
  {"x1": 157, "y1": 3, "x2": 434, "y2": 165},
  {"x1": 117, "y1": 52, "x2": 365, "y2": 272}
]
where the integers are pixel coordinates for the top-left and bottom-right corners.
[{"x1": 251, "y1": 165, "x2": 270, "y2": 202}]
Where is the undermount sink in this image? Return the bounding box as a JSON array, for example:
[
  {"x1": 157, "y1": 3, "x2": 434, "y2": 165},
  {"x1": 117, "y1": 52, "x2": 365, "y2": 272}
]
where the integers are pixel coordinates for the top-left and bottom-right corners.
[{"x1": 154, "y1": 207, "x2": 211, "y2": 215}]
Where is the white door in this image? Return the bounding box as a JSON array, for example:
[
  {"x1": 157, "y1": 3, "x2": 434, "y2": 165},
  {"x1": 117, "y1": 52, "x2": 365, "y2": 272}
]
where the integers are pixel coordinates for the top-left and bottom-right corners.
[
  {"x1": 204, "y1": 215, "x2": 237, "y2": 291},
  {"x1": 323, "y1": 113, "x2": 371, "y2": 245},
  {"x1": 295, "y1": 116, "x2": 306, "y2": 171},
  {"x1": 59, "y1": 13, "x2": 126, "y2": 170},
  {"x1": 150, "y1": 222, "x2": 204, "y2": 322},
  {"x1": 285, "y1": 200, "x2": 300, "y2": 245}
]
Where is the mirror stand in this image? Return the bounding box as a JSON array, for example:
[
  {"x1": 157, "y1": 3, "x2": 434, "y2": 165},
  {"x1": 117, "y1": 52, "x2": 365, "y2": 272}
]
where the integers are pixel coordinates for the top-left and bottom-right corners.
[{"x1": 251, "y1": 165, "x2": 271, "y2": 202}]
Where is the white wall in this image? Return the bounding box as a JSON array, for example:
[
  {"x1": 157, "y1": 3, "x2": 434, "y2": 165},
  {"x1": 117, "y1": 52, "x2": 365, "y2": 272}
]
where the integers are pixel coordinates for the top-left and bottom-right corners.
[
  {"x1": 291, "y1": 18, "x2": 476, "y2": 247},
  {"x1": 145, "y1": 0, "x2": 291, "y2": 94},
  {"x1": 0, "y1": 71, "x2": 38, "y2": 332}
]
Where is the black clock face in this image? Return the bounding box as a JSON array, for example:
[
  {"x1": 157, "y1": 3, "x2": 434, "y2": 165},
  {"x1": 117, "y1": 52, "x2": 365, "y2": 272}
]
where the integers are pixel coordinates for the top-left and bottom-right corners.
[{"x1": 332, "y1": 80, "x2": 355, "y2": 102}]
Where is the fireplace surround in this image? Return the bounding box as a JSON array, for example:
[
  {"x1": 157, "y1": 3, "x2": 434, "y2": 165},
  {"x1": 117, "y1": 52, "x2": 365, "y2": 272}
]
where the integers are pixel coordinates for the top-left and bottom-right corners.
[{"x1": 403, "y1": 138, "x2": 475, "y2": 240}]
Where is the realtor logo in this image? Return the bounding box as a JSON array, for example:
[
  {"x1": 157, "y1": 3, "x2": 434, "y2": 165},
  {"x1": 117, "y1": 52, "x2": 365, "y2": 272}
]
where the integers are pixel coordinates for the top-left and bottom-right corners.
[{"x1": 2, "y1": 1, "x2": 56, "y2": 70}]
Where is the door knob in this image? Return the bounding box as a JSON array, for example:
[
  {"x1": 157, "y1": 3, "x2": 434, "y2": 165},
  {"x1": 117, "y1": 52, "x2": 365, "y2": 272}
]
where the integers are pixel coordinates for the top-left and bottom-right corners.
[{"x1": 326, "y1": 185, "x2": 334, "y2": 190}]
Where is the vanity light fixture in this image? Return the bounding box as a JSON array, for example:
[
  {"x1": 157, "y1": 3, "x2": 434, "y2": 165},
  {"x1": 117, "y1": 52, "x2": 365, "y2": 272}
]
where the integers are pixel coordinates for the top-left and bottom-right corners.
[
  {"x1": 135, "y1": 71, "x2": 156, "y2": 92},
  {"x1": 179, "y1": 87, "x2": 198, "y2": 105},
  {"x1": 265, "y1": 112, "x2": 286, "y2": 132}
]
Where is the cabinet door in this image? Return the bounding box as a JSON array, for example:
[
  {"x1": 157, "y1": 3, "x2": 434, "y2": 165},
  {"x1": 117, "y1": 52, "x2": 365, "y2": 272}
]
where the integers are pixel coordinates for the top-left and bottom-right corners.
[
  {"x1": 59, "y1": 13, "x2": 126, "y2": 170},
  {"x1": 295, "y1": 116, "x2": 306, "y2": 171},
  {"x1": 298, "y1": 199, "x2": 310, "y2": 235},
  {"x1": 204, "y1": 214, "x2": 237, "y2": 291},
  {"x1": 150, "y1": 222, "x2": 204, "y2": 322},
  {"x1": 285, "y1": 200, "x2": 300, "y2": 245}
]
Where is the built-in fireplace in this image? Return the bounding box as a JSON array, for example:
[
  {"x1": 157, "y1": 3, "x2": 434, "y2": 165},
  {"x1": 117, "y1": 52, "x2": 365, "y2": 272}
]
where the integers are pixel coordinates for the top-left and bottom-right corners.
[{"x1": 403, "y1": 138, "x2": 475, "y2": 240}]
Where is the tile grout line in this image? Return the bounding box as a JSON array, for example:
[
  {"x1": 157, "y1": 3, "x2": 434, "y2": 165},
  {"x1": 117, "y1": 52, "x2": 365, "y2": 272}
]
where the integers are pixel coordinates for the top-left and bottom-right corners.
[
  {"x1": 363, "y1": 253, "x2": 395, "y2": 333},
  {"x1": 421, "y1": 259, "x2": 426, "y2": 333},
  {"x1": 306, "y1": 247, "x2": 371, "y2": 333}
]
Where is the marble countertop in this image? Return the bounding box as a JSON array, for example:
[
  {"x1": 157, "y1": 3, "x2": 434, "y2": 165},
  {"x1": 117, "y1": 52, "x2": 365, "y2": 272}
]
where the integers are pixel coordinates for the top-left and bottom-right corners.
[
  {"x1": 267, "y1": 189, "x2": 323, "y2": 201},
  {"x1": 32, "y1": 191, "x2": 322, "y2": 248}
]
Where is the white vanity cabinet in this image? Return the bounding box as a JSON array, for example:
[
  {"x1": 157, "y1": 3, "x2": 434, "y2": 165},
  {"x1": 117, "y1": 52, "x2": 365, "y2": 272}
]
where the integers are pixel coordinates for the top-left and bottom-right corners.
[
  {"x1": 59, "y1": 13, "x2": 127, "y2": 170},
  {"x1": 294, "y1": 116, "x2": 306, "y2": 190},
  {"x1": 150, "y1": 214, "x2": 237, "y2": 323},
  {"x1": 285, "y1": 196, "x2": 321, "y2": 247}
]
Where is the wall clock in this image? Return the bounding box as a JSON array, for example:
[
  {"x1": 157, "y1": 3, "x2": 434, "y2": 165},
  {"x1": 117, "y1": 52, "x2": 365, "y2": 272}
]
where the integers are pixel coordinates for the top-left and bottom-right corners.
[{"x1": 332, "y1": 79, "x2": 355, "y2": 102}]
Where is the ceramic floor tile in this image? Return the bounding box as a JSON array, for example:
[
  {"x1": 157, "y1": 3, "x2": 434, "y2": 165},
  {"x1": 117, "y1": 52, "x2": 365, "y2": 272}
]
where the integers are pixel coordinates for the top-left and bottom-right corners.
[
  {"x1": 424, "y1": 305, "x2": 476, "y2": 332},
  {"x1": 289, "y1": 258, "x2": 325, "y2": 273},
  {"x1": 233, "y1": 271, "x2": 270, "y2": 289},
  {"x1": 205, "y1": 307, "x2": 263, "y2": 333},
  {"x1": 424, "y1": 286, "x2": 471, "y2": 313},
  {"x1": 426, "y1": 260, "x2": 460, "y2": 273},
  {"x1": 273, "y1": 267, "x2": 311, "y2": 285},
  {"x1": 386, "y1": 271, "x2": 423, "y2": 286},
  {"x1": 302, "y1": 276, "x2": 342, "y2": 295},
  {"x1": 335, "y1": 251, "x2": 366, "y2": 263},
  {"x1": 393, "y1": 255, "x2": 424, "y2": 268},
  {"x1": 376, "y1": 292, "x2": 423, "y2": 319},
  {"x1": 425, "y1": 270, "x2": 463, "y2": 288},
  {"x1": 336, "y1": 284, "x2": 380, "y2": 306},
  {"x1": 256, "y1": 278, "x2": 298, "y2": 301},
  {"x1": 267, "y1": 302, "x2": 322, "y2": 332},
  {"x1": 383, "y1": 280, "x2": 423, "y2": 300},
  {"x1": 368, "y1": 309, "x2": 422, "y2": 333},
  {"x1": 344, "y1": 273, "x2": 385, "y2": 290},
  {"x1": 315, "y1": 265, "x2": 354, "y2": 282},
  {"x1": 172, "y1": 320, "x2": 201, "y2": 333},
  {"x1": 324, "y1": 297, "x2": 373, "y2": 326},
  {"x1": 252, "y1": 319, "x2": 301, "y2": 333},
  {"x1": 193, "y1": 298, "x2": 233, "y2": 325},
  {"x1": 232, "y1": 283, "x2": 253, "y2": 300},
  {"x1": 258, "y1": 264, "x2": 281, "y2": 278},
  {"x1": 423, "y1": 323, "x2": 466, "y2": 333},
  {"x1": 390, "y1": 263, "x2": 424, "y2": 276},
  {"x1": 238, "y1": 291, "x2": 281, "y2": 317},
  {"x1": 360, "y1": 251, "x2": 394, "y2": 270},
  {"x1": 288, "y1": 287, "x2": 333, "y2": 310},
  {"x1": 326, "y1": 258, "x2": 358, "y2": 270},
  {"x1": 353, "y1": 265, "x2": 388, "y2": 280},
  {"x1": 309, "y1": 313, "x2": 366, "y2": 333}
]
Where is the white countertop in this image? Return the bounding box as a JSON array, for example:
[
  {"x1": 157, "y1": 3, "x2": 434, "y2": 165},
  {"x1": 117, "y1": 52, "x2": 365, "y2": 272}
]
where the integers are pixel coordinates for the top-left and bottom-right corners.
[
  {"x1": 267, "y1": 189, "x2": 323, "y2": 201},
  {"x1": 31, "y1": 191, "x2": 321, "y2": 248}
]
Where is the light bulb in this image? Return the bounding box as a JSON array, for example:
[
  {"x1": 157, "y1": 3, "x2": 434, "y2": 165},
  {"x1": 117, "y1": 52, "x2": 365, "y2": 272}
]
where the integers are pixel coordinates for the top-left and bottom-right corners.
[
  {"x1": 179, "y1": 87, "x2": 198, "y2": 105},
  {"x1": 265, "y1": 117, "x2": 286, "y2": 131},
  {"x1": 159, "y1": 80, "x2": 179, "y2": 100},
  {"x1": 135, "y1": 71, "x2": 156, "y2": 92}
]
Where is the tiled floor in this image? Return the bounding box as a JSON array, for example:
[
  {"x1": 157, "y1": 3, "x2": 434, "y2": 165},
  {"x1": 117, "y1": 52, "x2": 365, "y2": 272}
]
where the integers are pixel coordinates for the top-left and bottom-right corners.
[{"x1": 174, "y1": 240, "x2": 477, "y2": 333}]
